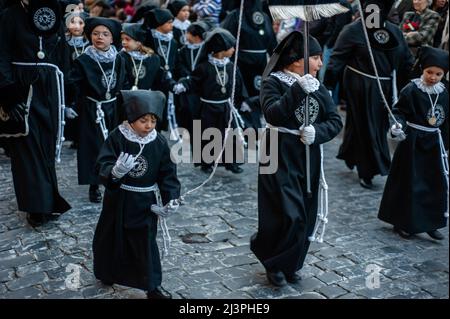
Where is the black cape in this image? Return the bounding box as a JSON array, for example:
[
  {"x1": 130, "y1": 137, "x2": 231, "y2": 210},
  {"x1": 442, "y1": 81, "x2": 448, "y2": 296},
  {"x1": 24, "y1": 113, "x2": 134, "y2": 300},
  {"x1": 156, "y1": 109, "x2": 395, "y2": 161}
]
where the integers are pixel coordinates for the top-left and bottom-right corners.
[
  {"x1": 324, "y1": 19, "x2": 414, "y2": 180},
  {"x1": 251, "y1": 72, "x2": 342, "y2": 275},
  {"x1": 68, "y1": 52, "x2": 128, "y2": 185},
  {"x1": 93, "y1": 126, "x2": 180, "y2": 291},
  {"x1": 378, "y1": 82, "x2": 448, "y2": 233},
  {"x1": 0, "y1": 3, "x2": 71, "y2": 215}
]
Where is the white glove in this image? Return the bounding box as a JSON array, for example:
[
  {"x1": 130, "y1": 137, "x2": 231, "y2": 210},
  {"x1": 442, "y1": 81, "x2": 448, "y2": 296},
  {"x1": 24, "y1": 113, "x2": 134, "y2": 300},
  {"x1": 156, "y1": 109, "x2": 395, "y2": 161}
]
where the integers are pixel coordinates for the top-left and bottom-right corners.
[
  {"x1": 240, "y1": 101, "x2": 252, "y2": 112},
  {"x1": 65, "y1": 107, "x2": 78, "y2": 119},
  {"x1": 389, "y1": 123, "x2": 406, "y2": 141},
  {"x1": 286, "y1": 71, "x2": 320, "y2": 94},
  {"x1": 300, "y1": 124, "x2": 316, "y2": 145},
  {"x1": 111, "y1": 152, "x2": 136, "y2": 179},
  {"x1": 173, "y1": 83, "x2": 186, "y2": 95},
  {"x1": 151, "y1": 199, "x2": 180, "y2": 218}
]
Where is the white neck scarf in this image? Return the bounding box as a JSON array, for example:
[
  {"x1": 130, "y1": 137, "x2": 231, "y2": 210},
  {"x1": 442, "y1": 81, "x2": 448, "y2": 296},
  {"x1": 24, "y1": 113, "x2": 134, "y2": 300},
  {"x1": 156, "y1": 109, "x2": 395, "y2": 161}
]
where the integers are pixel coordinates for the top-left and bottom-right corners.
[
  {"x1": 412, "y1": 76, "x2": 446, "y2": 95},
  {"x1": 173, "y1": 18, "x2": 191, "y2": 31},
  {"x1": 208, "y1": 54, "x2": 230, "y2": 67},
  {"x1": 85, "y1": 45, "x2": 118, "y2": 63},
  {"x1": 67, "y1": 36, "x2": 88, "y2": 48},
  {"x1": 151, "y1": 29, "x2": 174, "y2": 42},
  {"x1": 126, "y1": 50, "x2": 149, "y2": 61}
]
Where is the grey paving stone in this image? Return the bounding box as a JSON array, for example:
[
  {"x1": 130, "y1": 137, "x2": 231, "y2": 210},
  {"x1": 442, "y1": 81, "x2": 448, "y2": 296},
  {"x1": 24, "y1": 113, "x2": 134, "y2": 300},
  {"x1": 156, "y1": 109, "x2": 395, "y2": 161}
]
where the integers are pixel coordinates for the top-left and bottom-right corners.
[{"x1": 6, "y1": 272, "x2": 47, "y2": 291}]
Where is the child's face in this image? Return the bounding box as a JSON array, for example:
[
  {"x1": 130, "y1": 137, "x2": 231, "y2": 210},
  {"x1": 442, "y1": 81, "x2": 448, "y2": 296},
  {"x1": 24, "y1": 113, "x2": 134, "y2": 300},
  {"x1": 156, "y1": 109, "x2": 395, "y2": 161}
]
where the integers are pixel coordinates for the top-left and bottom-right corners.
[
  {"x1": 222, "y1": 47, "x2": 235, "y2": 58},
  {"x1": 177, "y1": 6, "x2": 190, "y2": 21},
  {"x1": 121, "y1": 33, "x2": 141, "y2": 52},
  {"x1": 294, "y1": 55, "x2": 323, "y2": 77},
  {"x1": 423, "y1": 66, "x2": 445, "y2": 86},
  {"x1": 186, "y1": 32, "x2": 202, "y2": 44},
  {"x1": 156, "y1": 20, "x2": 173, "y2": 34},
  {"x1": 91, "y1": 25, "x2": 113, "y2": 51},
  {"x1": 68, "y1": 16, "x2": 85, "y2": 37},
  {"x1": 130, "y1": 114, "x2": 157, "y2": 137}
]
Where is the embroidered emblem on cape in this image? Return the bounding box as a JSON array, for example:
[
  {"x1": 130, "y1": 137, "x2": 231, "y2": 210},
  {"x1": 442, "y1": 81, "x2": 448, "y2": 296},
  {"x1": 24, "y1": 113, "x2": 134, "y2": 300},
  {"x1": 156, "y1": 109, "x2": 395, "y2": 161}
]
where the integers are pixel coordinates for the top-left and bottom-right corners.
[
  {"x1": 101, "y1": 69, "x2": 117, "y2": 90},
  {"x1": 295, "y1": 97, "x2": 320, "y2": 125},
  {"x1": 253, "y1": 12, "x2": 264, "y2": 25},
  {"x1": 427, "y1": 104, "x2": 445, "y2": 127},
  {"x1": 254, "y1": 75, "x2": 262, "y2": 90},
  {"x1": 215, "y1": 70, "x2": 229, "y2": 86},
  {"x1": 128, "y1": 155, "x2": 148, "y2": 178},
  {"x1": 271, "y1": 72, "x2": 296, "y2": 87},
  {"x1": 132, "y1": 66, "x2": 147, "y2": 80},
  {"x1": 33, "y1": 7, "x2": 57, "y2": 31},
  {"x1": 373, "y1": 29, "x2": 390, "y2": 44}
]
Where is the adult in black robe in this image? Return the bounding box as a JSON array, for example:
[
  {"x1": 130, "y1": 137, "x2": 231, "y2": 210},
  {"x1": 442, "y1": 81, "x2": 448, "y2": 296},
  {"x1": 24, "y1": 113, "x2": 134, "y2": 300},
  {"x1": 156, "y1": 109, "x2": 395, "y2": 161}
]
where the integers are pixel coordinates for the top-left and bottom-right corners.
[
  {"x1": 250, "y1": 32, "x2": 343, "y2": 286},
  {"x1": 0, "y1": 0, "x2": 71, "y2": 226},
  {"x1": 68, "y1": 17, "x2": 128, "y2": 202},
  {"x1": 378, "y1": 47, "x2": 448, "y2": 239},
  {"x1": 93, "y1": 90, "x2": 180, "y2": 298},
  {"x1": 324, "y1": 0, "x2": 414, "y2": 188}
]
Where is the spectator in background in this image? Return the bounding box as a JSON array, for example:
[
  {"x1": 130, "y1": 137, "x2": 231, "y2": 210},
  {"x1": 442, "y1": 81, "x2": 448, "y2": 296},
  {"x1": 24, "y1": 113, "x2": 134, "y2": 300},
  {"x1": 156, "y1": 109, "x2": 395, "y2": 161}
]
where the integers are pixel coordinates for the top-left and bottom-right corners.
[
  {"x1": 431, "y1": 0, "x2": 448, "y2": 47},
  {"x1": 389, "y1": 0, "x2": 414, "y2": 23},
  {"x1": 192, "y1": 0, "x2": 222, "y2": 28},
  {"x1": 401, "y1": 0, "x2": 441, "y2": 55},
  {"x1": 89, "y1": 0, "x2": 116, "y2": 17}
]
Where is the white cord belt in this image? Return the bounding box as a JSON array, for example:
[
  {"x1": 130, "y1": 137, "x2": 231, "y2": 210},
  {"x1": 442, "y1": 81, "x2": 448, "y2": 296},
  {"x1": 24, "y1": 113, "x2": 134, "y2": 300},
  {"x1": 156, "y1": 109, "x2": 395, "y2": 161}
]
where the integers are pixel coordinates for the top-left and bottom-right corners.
[
  {"x1": 12, "y1": 62, "x2": 65, "y2": 163},
  {"x1": 347, "y1": 65, "x2": 391, "y2": 80},
  {"x1": 200, "y1": 97, "x2": 230, "y2": 104},
  {"x1": 120, "y1": 183, "x2": 159, "y2": 193},
  {"x1": 265, "y1": 123, "x2": 329, "y2": 242},
  {"x1": 407, "y1": 121, "x2": 449, "y2": 218},
  {"x1": 86, "y1": 96, "x2": 117, "y2": 140},
  {"x1": 240, "y1": 49, "x2": 267, "y2": 54}
]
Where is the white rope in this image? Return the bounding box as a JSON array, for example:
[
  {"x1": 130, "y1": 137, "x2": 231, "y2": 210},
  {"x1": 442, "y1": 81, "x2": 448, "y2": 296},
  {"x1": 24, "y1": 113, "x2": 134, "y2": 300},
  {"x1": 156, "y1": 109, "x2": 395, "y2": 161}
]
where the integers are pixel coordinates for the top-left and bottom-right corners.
[
  {"x1": 179, "y1": 0, "x2": 246, "y2": 199},
  {"x1": 357, "y1": 2, "x2": 400, "y2": 126},
  {"x1": 407, "y1": 121, "x2": 449, "y2": 218},
  {"x1": 12, "y1": 62, "x2": 66, "y2": 163},
  {"x1": 167, "y1": 92, "x2": 182, "y2": 143},
  {"x1": 86, "y1": 96, "x2": 117, "y2": 140}
]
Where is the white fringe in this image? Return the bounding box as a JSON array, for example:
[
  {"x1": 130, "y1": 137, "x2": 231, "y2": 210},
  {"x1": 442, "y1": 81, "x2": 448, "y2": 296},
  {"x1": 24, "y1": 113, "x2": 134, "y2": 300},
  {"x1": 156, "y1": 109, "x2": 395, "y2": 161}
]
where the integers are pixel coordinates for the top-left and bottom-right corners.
[{"x1": 269, "y1": 4, "x2": 349, "y2": 21}]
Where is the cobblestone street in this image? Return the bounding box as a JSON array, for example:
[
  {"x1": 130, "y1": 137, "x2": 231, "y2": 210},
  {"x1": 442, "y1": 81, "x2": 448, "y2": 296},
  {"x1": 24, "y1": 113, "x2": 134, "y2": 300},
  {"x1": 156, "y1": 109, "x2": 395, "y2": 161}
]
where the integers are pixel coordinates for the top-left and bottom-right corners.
[{"x1": 0, "y1": 122, "x2": 448, "y2": 299}]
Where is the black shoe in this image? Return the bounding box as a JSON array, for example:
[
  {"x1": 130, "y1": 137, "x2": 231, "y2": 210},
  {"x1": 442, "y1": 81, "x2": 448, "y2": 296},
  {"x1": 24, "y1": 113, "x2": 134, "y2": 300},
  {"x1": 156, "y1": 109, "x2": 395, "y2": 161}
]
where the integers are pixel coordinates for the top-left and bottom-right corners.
[
  {"x1": 427, "y1": 230, "x2": 444, "y2": 240},
  {"x1": 359, "y1": 178, "x2": 374, "y2": 189},
  {"x1": 26, "y1": 213, "x2": 46, "y2": 227},
  {"x1": 89, "y1": 185, "x2": 102, "y2": 203},
  {"x1": 285, "y1": 273, "x2": 301, "y2": 284},
  {"x1": 201, "y1": 166, "x2": 213, "y2": 174},
  {"x1": 266, "y1": 270, "x2": 287, "y2": 287},
  {"x1": 147, "y1": 286, "x2": 172, "y2": 299},
  {"x1": 225, "y1": 165, "x2": 243, "y2": 174},
  {"x1": 394, "y1": 226, "x2": 412, "y2": 239}
]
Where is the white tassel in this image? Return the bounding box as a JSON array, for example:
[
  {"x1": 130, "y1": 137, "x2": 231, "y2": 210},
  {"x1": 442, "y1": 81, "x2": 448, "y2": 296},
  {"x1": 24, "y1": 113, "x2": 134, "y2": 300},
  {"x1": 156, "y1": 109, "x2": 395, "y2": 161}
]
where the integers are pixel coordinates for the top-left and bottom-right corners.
[{"x1": 269, "y1": 4, "x2": 349, "y2": 21}]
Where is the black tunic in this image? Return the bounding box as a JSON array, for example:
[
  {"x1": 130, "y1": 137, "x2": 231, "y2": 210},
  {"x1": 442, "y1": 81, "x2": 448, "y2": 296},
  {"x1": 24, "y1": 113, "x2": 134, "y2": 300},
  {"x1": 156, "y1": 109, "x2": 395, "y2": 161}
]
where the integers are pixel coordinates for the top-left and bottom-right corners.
[
  {"x1": 378, "y1": 82, "x2": 448, "y2": 234},
  {"x1": 324, "y1": 19, "x2": 414, "y2": 180},
  {"x1": 93, "y1": 125, "x2": 180, "y2": 291},
  {"x1": 182, "y1": 59, "x2": 247, "y2": 168},
  {"x1": 69, "y1": 51, "x2": 128, "y2": 185},
  {"x1": 250, "y1": 72, "x2": 342, "y2": 275},
  {"x1": 0, "y1": 3, "x2": 71, "y2": 215}
]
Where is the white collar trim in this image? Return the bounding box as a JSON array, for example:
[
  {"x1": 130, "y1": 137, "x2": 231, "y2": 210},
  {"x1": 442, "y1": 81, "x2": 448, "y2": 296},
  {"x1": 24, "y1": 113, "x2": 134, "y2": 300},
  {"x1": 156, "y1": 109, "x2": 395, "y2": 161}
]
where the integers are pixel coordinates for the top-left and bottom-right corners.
[
  {"x1": 119, "y1": 122, "x2": 157, "y2": 144},
  {"x1": 173, "y1": 18, "x2": 191, "y2": 31},
  {"x1": 411, "y1": 76, "x2": 445, "y2": 94},
  {"x1": 271, "y1": 71, "x2": 296, "y2": 87}
]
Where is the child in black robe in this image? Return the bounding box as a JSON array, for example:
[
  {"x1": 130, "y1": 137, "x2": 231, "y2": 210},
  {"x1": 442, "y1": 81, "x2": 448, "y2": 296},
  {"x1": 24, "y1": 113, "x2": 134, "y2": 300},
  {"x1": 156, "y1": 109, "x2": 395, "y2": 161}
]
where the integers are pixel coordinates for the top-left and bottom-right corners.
[
  {"x1": 94, "y1": 90, "x2": 181, "y2": 299},
  {"x1": 168, "y1": 0, "x2": 191, "y2": 47},
  {"x1": 378, "y1": 46, "x2": 449, "y2": 241}
]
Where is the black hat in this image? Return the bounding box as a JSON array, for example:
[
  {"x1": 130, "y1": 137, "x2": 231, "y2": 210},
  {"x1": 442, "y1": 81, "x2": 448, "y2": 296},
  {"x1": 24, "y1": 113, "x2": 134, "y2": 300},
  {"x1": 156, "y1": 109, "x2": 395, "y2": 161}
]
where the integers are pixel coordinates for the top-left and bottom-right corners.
[
  {"x1": 144, "y1": 8, "x2": 174, "y2": 29},
  {"x1": 121, "y1": 90, "x2": 166, "y2": 123},
  {"x1": 263, "y1": 31, "x2": 322, "y2": 78},
  {"x1": 27, "y1": 0, "x2": 62, "y2": 35},
  {"x1": 204, "y1": 28, "x2": 236, "y2": 54},
  {"x1": 167, "y1": 0, "x2": 189, "y2": 17},
  {"x1": 84, "y1": 17, "x2": 122, "y2": 48},
  {"x1": 131, "y1": 4, "x2": 157, "y2": 23},
  {"x1": 418, "y1": 46, "x2": 449, "y2": 74},
  {"x1": 186, "y1": 21, "x2": 209, "y2": 38},
  {"x1": 121, "y1": 23, "x2": 147, "y2": 43}
]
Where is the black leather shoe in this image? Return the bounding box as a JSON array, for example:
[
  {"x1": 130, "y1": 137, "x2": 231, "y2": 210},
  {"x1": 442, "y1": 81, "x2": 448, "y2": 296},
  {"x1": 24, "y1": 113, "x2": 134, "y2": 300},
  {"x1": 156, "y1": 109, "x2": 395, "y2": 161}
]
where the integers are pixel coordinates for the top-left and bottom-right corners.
[
  {"x1": 147, "y1": 286, "x2": 172, "y2": 299},
  {"x1": 266, "y1": 270, "x2": 287, "y2": 287},
  {"x1": 394, "y1": 226, "x2": 412, "y2": 239},
  {"x1": 89, "y1": 185, "x2": 102, "y2": 203},
  {"x1": 225, "y1": 165, "x2": 243, "y2": 174},
  {"x1": 427, "y1": 230, "x2": 444, "y2": 240},
  {"x1": 26, "y1": 213, "x2": 46, "y2": 227},
  {"x1": 285, "y1": 273, "x2": 301, "y2": 284},
  {"x1": 201, "y1": 166, "x2": 213, "y2": 174},
  {"x1": 359, "y1": 178, "x2": 374, "y2": 189}
]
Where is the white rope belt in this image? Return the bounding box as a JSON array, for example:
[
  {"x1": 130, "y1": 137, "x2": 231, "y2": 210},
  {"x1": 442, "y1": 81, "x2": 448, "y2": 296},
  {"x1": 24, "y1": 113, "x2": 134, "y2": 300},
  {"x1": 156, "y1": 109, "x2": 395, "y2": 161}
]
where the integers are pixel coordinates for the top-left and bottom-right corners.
[
  {"x1": 240, "y1": 49, "x2": 267, "y2": 54},
  {"x1": 200, "y1": 97, "x2": 230, "y2": 104},
  {"x1": 407, "y1": 121, "x2": 449, "y2": 218},
  {"x1": 120, "y1": 182, "x2": 172, "y2": 258},
  {"x1": 265, "y1": 123, "x2": 329, "y2": 242},
  {"x1": 347, "y1": 65, "x2": 391, "y2": 80},
  {"x1": 86, "y1": 96, "x2": 117, "y2": 140},
  {"x1": 12, "y1": 62, "x2": 65, "y2": 163},
  {"x1": 167, "y1": 92, "x2": 181, "y2": 143}
]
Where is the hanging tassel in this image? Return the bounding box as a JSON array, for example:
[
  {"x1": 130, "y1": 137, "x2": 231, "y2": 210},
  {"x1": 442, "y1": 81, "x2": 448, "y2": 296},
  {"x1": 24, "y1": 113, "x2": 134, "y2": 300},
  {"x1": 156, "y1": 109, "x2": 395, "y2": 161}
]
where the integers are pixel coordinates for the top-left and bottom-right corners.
[{"x1": 269, "y1": 4, "x2": 349, "y2": 21}]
